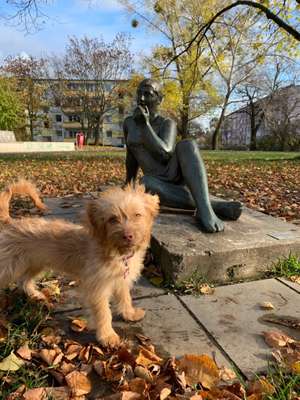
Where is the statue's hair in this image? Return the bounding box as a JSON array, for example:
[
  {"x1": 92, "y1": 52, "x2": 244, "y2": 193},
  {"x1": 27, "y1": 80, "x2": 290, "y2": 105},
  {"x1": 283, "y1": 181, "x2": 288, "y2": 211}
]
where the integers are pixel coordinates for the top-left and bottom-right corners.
[{"x1": 137, "y1": 78, "x2": 163, "y2": 100}]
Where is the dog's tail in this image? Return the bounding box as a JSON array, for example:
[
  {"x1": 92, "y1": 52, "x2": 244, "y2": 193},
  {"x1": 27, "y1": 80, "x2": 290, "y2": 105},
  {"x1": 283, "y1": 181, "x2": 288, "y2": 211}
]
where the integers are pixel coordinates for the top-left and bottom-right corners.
[{"x1": 0, "y1": 179, "x2": 47, "y2": 224}]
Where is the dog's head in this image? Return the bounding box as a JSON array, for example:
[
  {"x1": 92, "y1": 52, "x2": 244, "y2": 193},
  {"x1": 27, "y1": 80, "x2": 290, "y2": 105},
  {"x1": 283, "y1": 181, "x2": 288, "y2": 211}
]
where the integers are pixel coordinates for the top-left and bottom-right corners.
[{"x1": 85, "y1": 184, "x2": 159, "y2": 255}]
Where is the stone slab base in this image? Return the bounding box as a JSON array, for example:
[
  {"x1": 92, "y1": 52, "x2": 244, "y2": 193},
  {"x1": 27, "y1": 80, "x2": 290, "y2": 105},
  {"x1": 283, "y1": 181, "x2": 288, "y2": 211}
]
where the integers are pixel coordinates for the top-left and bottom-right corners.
[
  {"x1": 0, "y1": 141, "x2": 74, "y2": 153},
  {"x1": 151, "y1": 207, "x2": 300, "y2": 284}
]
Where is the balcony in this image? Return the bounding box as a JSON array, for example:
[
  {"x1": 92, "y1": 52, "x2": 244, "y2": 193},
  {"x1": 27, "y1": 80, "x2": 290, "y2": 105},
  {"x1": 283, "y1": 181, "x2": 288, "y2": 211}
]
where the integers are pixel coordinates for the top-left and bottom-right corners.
[{"x1": 62, "y1": 121, "x2": 82, "y2": 129}]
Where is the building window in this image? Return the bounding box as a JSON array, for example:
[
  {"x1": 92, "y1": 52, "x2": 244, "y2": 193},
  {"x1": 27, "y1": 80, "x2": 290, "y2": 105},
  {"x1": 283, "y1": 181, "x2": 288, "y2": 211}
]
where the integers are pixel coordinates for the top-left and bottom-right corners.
[
  {"x1": 56, "y1": 130, "x2": 63, "y2": 136},
  {"x1": 68, "y1": 115, "x2": 81, "y2": 122},
  {"x1": 106, "y1": 130, "x2": 112, "y2": 138},
  {"x1": 56, "y1": 114, "x2": 62, "y2": 122}
]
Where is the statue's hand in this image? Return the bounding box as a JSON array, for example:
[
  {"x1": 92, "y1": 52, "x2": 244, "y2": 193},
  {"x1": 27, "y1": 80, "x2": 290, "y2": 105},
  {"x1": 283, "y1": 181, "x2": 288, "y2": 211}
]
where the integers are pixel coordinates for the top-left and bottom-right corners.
[{"x1": 133, "y1": 105, "x2": 150, "y2": 124}]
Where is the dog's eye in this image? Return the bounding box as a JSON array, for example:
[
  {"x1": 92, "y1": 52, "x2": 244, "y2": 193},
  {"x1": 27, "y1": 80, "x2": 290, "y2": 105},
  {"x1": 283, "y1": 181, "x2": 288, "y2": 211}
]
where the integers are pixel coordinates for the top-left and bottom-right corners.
[
  {"x1": 108, "y1": 216, "x2": 119, "y2": 224},
  {"x1": 135, "y1": 213, "x2": 142, "y2": 218}
]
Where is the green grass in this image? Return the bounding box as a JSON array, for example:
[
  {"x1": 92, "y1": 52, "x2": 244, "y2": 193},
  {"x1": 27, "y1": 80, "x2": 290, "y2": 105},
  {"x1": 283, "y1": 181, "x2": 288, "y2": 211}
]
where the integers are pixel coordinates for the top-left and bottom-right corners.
[
  {"x1": 0, "y1": 291, "x2": 52, "y2": 398},
  {"x1": 201, "y1": 150, "x2": 300, "y2": 162},
  {"x1": 272, "y1": 253, "x2": 300, "y2": 278},
  {"x1": 0, "y1": 149, "x2": 299, "y2": 162},
  {"x1": 265, "y1": 364, "x2": 300, "y2": 400}
]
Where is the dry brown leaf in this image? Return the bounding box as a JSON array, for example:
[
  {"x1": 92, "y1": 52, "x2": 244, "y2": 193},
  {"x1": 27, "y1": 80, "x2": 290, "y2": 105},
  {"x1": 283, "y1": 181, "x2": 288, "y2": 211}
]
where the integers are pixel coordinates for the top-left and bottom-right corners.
[
  {"x1": 39, "y1": 348, "x2": 63, "y2": 366},
  {"x1": 16, "y1": 343, "x2": 32, "y2": 361},
  {"x1": 136, "y1": 346, "x2": 163, "y2": 367},
  {"x1": 134, "y1": 365, "x2": 153, "y2": 383},
  {"x1": 248, "y1": 378, "x2": 276, "y2": 395},
  {"x1": 23, "y1": 388, "x2": 48, "y2": 400},
  {"x1": 65, "y1": 370, "x2": 92, "y2": 396},
  {"x1": 290, "y1": 275, "x2": 300, "y2": 284},
  {"x1": 65, "y1": 343, "x2": 83, "y2": 360},
  {"x1": 94, "y1": 360, "x2": 106, "y2": 377},
  {"x1": 98, "y1": 392, "x2": 141, "y2": 400},
  {"x1": 219, "y1": 366, "x2": 237, "y2": 381},
  {"x1": 79, "y1": 345, "x2": 92, "y2": 363},
  {"x1": 41, "y1": 334, "x2": 62, "y2": 346},
  {"x1": 128, "y1": 377, "x2": 149, "y2": 395},
  {"x1": 263, "y1": 330, "x2": 295, "y2": 348},
  {"x1": 259, "y1": 302, "x2": 274, "y2": 310},
  {"x1": 6, "y1": 384, "x2": 26, "y2": 400},
  {"x1": 177, "y1": 354, "x2": 219, "y2": 389},
  {"x1": 92, "y1": 345, "x2": 104, "y2": 357},
  {"x1": 70, "y1": 318, "x2": 88, "y2": 332},
  {"x1": 23, "y1": 387, "x2": 70, "y2": 400},
  {"x1": 117, "y1": 346, "x2": 136, "y2": 367},
  {"x1": 59, "y1": 360, "x2": 77, "y2": 375},
  {"x1": 199, "y1": 284, "x2": 215, "y2": 295}
]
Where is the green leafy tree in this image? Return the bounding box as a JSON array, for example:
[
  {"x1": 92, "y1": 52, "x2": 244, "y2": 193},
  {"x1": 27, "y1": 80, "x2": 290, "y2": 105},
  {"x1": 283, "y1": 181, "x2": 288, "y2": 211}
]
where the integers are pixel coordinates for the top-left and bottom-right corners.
[
  {"x1": 0, "y1": 77, "x2": 24, "y2": 132},
  {"x1": 1, "y1": 55, "x2": 48, "y2": 140}
]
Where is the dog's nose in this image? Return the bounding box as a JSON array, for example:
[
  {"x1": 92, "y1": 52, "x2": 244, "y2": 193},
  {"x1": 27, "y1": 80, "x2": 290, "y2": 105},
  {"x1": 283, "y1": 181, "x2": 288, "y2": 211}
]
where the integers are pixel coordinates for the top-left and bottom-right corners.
[{"x1": 123, "y1": 232, "x2": 133, "y2": 242}]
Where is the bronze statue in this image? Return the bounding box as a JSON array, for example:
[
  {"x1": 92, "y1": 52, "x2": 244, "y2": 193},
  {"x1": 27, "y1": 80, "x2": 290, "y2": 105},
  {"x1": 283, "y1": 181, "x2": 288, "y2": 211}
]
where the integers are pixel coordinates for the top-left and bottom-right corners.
[{"x1": 123, "y1": 78, "x2": 242, "y2": 233}]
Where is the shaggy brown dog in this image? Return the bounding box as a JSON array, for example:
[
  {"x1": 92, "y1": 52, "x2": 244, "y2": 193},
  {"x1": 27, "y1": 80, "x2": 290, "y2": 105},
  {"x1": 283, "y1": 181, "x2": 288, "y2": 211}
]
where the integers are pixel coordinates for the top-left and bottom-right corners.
[{"x1": 0, "y1": 181, "x2": 159, "y2": 347}]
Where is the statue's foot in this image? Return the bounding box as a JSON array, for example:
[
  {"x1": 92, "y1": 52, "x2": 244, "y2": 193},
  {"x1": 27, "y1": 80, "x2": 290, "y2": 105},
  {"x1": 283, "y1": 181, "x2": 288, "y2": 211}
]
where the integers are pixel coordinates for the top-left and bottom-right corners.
[
  {"x1": 212, "y1": 200, "x2": 243, "y2": 221},
  {"x1": 195, "y1": 210, "x2": 224, "y2": 233}
]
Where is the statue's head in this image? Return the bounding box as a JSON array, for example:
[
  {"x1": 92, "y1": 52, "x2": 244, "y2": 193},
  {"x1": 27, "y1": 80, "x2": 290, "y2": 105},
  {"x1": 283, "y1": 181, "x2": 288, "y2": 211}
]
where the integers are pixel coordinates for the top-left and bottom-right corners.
[{"x1": 136, "y1": 78, "x2": 163, "y2": 112}]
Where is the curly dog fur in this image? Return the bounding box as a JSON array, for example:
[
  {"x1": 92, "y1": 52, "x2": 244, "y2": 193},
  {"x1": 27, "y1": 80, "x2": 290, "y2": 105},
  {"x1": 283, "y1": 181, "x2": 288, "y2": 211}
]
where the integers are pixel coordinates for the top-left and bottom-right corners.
[{"x1": 0, "y1": 181, "x2": 159, "y2": 347}]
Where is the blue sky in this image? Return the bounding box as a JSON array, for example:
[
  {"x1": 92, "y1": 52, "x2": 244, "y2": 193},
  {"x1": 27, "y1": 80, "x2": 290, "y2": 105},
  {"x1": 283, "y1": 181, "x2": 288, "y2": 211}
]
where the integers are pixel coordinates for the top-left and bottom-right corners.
[{"x1": 0, "y1": 0, "x2": 162, "y2": 63}]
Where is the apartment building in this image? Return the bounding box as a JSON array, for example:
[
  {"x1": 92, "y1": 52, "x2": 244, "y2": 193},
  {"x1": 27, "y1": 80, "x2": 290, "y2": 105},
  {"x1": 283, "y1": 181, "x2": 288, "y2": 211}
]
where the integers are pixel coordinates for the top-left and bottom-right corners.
[
  {"x1": 220, "y1": 84, "x2": 300, "y2": 148},
  {"x1": 33, "y1": 79, "x2": 129, "y2": 146}
]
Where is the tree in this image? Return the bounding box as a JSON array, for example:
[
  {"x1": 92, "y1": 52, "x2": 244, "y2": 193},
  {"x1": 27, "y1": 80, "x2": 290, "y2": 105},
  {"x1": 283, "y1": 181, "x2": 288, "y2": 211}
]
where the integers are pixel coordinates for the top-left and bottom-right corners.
[
  {"x1": 122, "y1": 0, "x2": 223, "y2": 137},
  {"x1": 50, "y1": 34, "x2": 132, "y2": 145},
  {"x1": 231, "y1": 58, "x2": 299, "y2": 150},
  {"x1": 0, "y1": 77, "x2": 24, "y2": 132},
  {"x1": 1, "y1": 55, "x2": 48, "y2": 140},
  {"x1": 263, "y1": 85, "x2": 300, "y2": 150}
]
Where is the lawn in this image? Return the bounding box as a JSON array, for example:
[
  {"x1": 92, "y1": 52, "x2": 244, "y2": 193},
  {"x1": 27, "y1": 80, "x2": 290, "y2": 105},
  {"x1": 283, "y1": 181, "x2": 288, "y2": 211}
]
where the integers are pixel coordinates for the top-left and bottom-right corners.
[{"x1": 0, "y1": 149, "x2": 299, "y2": 221}]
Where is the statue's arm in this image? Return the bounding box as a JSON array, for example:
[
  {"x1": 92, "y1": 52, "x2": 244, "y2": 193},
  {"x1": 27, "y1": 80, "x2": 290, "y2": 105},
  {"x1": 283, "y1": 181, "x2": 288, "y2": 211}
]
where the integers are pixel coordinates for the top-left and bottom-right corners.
[
  {"x1": 124, "y1": 118, "x2": 139, "y2": 184},
  {"x1": 142, "y1": 118, "x2": 176, "y2": 161}
]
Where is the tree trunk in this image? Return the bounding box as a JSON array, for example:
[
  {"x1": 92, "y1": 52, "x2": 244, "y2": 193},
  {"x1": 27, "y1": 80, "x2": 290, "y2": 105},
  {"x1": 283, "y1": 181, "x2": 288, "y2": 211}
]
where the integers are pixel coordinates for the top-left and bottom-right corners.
[
  {"x1": 29, "y1": 116, "x2": 34, "y2": 141},
  {"x1": 180, "y1": 97, "x2": 190, "y2": 139},
  {"x1": 249, "y1": 109, "x2": 257, "y2": 151},
  {"x1": 212, "y1": 92, "x2": 230, "y2": 150},
  {"x1": 94, "y1": 119, "x2": 102, "y2": 146},
  {"x1": 212, "y1": 108, "x2": 225, "y2": 150}
]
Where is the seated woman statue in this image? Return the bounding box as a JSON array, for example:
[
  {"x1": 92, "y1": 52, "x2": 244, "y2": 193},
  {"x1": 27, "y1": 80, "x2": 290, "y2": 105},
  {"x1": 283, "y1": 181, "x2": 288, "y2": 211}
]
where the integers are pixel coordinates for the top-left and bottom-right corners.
[{"x1": 123, "y1": 78, "x2": 242, "y2": 233}]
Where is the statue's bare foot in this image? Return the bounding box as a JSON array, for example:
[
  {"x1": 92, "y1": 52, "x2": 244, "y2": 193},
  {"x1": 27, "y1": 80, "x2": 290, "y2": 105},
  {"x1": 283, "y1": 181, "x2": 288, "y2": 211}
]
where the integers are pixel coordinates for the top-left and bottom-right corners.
[
  {"x1": 211, "y1": 200, "x2": 243, "y2": 221},
  {"x1": 196, "y1": 210, "x2": 224, "y2": 233}
]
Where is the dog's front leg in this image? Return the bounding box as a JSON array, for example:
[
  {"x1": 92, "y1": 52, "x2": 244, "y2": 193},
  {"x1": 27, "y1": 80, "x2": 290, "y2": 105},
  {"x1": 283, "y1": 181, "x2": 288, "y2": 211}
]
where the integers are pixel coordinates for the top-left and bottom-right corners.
[
  {"x1": 114, "y1": 281, "x2": 145, "y2": 322},
  {"x1": 90, "y1": 296, "x2": 120, "y2": 347}
]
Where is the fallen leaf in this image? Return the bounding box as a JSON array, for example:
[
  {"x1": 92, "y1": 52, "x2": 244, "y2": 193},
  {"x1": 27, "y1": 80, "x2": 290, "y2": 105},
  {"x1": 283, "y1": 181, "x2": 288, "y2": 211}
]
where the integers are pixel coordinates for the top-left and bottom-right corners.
[
  {"x1": 23, "y1": 387, "x2": 70, "y2": 400},
  {"x1": 219, "y1": 366, "x2": 237, "y2": 381},
  {"x1": 177, "y1": 354, "x2": 219, "y2": 389},
  {"x1": 65, "y1": 370, "x2": 92, "y2": 396},
  {"x1": 259, "y1": 302, "x2": 274, "y2": 310},
  {"x1": 248, "y1": 377, "x2": 276, "y2": 395},
  {"x1": 289, "y1": 275, "x2": 300, "y2": 284},
  {"x1": 136, "y1": 346, "x2": 163, "y2": 367},
  {"x1": 0, "y1": 352, "x2": 25, "y2": 371},
  {"x1": 128, "y1": 377, "x2": 149, "y2": 395},
  {"x1": 16, "y1": 343, "x2": 32, "y2": 361},
  {"x1": 263, "y1": 330, "x2": 295, "y2": 348},
  {"x1": 70, "y1": 318, "x2": 88, "y2": 332},
  {"x1": 134, "y1": 365, "x2": 153, "y2": 383},
  {"x1": 199, "y1": 284, "x2": 215, "y2": 295},
  {"x1": 39, "y1": 348, "x2": 63, "y2": 366}
]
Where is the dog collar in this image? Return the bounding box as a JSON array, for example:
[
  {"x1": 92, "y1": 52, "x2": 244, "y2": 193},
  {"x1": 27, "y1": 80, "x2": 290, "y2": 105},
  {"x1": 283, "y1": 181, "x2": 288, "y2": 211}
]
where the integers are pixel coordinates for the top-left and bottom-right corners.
[{"x1": 122, "y1": 251, "x2": 134, "y2": 279}]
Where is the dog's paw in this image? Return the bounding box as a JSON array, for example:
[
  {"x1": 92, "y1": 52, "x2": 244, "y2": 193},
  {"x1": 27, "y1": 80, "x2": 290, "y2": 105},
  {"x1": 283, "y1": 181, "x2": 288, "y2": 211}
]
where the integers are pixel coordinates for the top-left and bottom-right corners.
[
  {"x1": 98, "y1": 332, "x2": 121, "y2": 348},
  {"x1": 123, "y1": 307, "x2": 145, "y2": 322}
]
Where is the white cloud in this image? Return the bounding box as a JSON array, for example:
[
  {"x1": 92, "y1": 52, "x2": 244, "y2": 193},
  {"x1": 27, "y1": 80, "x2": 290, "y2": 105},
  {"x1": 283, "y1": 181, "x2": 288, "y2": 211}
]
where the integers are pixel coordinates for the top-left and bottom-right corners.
[{"x1": 75, "y1": 0, "x2": 124, "y2": 12}]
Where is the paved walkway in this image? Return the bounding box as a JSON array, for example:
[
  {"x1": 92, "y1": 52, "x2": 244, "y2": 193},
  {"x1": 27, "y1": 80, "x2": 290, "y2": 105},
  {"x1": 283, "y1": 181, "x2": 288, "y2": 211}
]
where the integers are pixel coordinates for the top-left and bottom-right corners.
[{"x1": 43, "y1": 196, "x2": 300, "y2": 380}]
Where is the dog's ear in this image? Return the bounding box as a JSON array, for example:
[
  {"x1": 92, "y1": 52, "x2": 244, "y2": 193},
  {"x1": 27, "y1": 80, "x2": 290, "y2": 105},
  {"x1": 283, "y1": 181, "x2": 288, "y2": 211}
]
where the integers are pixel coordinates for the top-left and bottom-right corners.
[
  {"x1": 85, "y1": 200, "x2": 106, "y2": 239},
  {"x1": 143, "y1": 193, "x2": 160, "y2": 218}
]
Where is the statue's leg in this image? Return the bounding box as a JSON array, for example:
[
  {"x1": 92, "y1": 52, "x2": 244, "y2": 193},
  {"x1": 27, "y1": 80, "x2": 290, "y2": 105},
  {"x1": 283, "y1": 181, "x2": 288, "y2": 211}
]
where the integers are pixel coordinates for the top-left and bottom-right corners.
[
  {"x1": 141, "y1": 175, "x2": 195, "y2": 210},
  {"x1": 175, "y1": 139, "x2": 224, "y2": 233}
]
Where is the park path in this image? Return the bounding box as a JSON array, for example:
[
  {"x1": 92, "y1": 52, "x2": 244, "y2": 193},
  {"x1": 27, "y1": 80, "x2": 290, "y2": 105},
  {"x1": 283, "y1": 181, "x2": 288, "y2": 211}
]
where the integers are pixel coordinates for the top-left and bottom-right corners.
[{"x1": 43, "y1": 196, "x2": 300, "y2": 380}]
